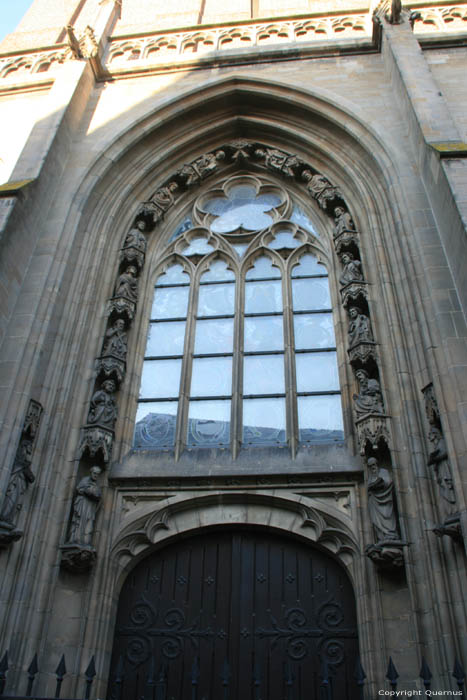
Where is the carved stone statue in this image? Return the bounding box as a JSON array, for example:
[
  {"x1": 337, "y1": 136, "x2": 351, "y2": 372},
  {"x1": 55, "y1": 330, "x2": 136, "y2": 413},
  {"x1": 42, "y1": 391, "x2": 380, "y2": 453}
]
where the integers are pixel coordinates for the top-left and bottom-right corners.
[
  {"x1": 353, "y1": 369, "x2": 384, "y2": 417},
  {"x1": 386, "y1": 0, "x2": 402, "y2": 24},
  {"x1": 348, "y1": 306, "x2": 373, "y2": 347},
  {"x1": 428, "y1": 426, "x2": 456, "y2": 512},
  {"x1": 123, "y1": 219, "x2": 147, "y2": 253},
  {"x1": 302, "y1": 170, "x2": 340, "y2": 209},
  {"x1": 102, "y1": 319, "x2": 127, "y2": 360},
  {"x1": 114, "y1": 265, "x2": 138, "y2": 302},
  {"x1": 334, "y1": 206, "x2": 355, "y2": 236},
  {"x1": 67, "y1": 466, "x2": 102, "y2": 546},
  {"x1": 339, "y1": 252, "x2": 363, "y2": 287},
  {"x1": 255, "y1": 147, "x2": 301, "y2": 177},
  {"x1": 0, "y1": 439, "x2": 35, "y2": 525},
  {"x1": 366, "y1": 458, "x2": 399, "y2": 542},
  {"x1": 87, "y1": 380, "x2": 118, "y2": 430}
]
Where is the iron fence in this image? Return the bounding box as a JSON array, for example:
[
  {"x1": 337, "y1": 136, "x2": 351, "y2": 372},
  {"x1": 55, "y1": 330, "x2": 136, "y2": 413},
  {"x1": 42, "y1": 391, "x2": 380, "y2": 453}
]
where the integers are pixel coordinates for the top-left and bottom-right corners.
[{"x1": 0, "y1": 649, "x2": 465, "y2": 700}]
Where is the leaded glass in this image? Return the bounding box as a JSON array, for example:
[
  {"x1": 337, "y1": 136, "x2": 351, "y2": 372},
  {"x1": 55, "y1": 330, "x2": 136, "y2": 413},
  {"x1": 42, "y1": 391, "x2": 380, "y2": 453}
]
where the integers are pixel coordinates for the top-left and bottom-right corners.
[
  {"x1": 269, "y1": 231, "x2": 299, "y2": 249},
  {"x1": 295, "y1": 352, "x2": 340, "y2": 392},
  {"x1": 139, "y1": 359, "x2": 182, "y2": 399},
  {"x1": 181, "y1": 237, "x2": 214, "y2": 256},
  {"x1": 200, "y1": 260, "x2": 235, "y2": 282},
  {"x1": 194, "y1": 318, "x2": 234, "y2": 354},
  {"x1": 198, "y1": 283, "x2": 235, "y2": 316},
  {"x1": 146, "y1": 321, "x2": 186, "y2": 356},
  {"x1": 151, "y1": 286, "x2": 190, "y2": 319},
  {"x1": 246, "y1": 256, "x2": 281, "y2": 279},
  {"x1": 293, "y1": 314, "x2": 335, "y2": 349},
  {"x1": 243, "y1": 398, "x2": 286, "y2": 445},
  {"x1": 245, "y1": 280, "x2": 282, "y2": 313},
  {"x1": 169, "y1": 217, "x2": 192, "y2": 241},
  {"x1": 134, "y1": 402, "x2": 178, "y2": 448},
  {"x1": 298, "y1": 395, "x2": 344, "y2": 442},
  {"x1": 187, "y1": 400, "x2": 230, "y2": 446},
  {"x1": 291, "y1": 254, "x2": 325, "y2": 277},
  {"x1": 191, "y1": 357, "x2": 232, "y2": 396},
  {"x1": 243, "y1": 355, "x2": 285, "y2": 394},
  {"x1": 156, "y1": 264, "x2": 190, "y2": 285},
  {"x1": 244, "y1": 316, "x2": 284, "y2": 352},
  {"x1": 290, "y1": 207, "x2": 318, "y2": 235},
  {"x1": 204, "y1": 185, "x2": 282, "y2": 234},
  {"x1": 292, "y1": 278, "x2": 331, "y2": 311}
]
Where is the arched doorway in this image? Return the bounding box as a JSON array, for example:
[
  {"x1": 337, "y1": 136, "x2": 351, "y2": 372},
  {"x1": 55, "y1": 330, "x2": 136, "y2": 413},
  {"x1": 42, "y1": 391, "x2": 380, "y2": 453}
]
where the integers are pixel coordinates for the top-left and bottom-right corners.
[{"x1": 107, "y1": 528, "x2": 359, "y2": 699}]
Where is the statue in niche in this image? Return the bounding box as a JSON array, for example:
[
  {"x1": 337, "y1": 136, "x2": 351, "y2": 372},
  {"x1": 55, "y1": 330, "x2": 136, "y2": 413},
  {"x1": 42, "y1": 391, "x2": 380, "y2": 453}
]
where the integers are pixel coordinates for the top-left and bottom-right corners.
[
  {"x1": 0, "y1": 438, "x2": 35, "y2": 525},
  {"x1": 348, "y1": 306, "x2": 373, "y2": 347},
  {"x1": 334, "y1": 206, "x2": 356, "y2": 236},
  {"x1": 353, "y1": 368, "x2": 384, "y2": 417},
  {"x1": 255, "y1": 147, "x2": 301, "y2": 177},
  {"x1": 102, "y1": 319, "x2": 128, "y2": 360},
  {"x1": 339, "y1": 252, "x2": 363, "y2": 287},
  {"x1": 428, "y1": 426, "x2": 456, "y2": 512},
  {"x1": 87, "y1": 379, "x2": 117, "y2": 430},
  {"x1": 123, "y1": 219, "x2": 147, "y2": 253},
  {"x1": 67, "y1": 466, "x2": 102, "y2": 546},
  {"x1": 114, "y1": 265, "x2": 138, "y2": 302},
  {"x1": 367, "y1": 457, "x2": 399, "y2": 542},
  {"x1": 302, "y1": 170, "x2": 339, "y2": 209}
]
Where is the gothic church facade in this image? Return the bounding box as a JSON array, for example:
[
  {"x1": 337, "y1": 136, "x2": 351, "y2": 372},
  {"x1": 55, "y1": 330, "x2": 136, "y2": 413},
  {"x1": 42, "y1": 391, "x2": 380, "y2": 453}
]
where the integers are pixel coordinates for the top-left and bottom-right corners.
[{"x1": 0, "y1": 0, "x2": 466, "y2": 697}]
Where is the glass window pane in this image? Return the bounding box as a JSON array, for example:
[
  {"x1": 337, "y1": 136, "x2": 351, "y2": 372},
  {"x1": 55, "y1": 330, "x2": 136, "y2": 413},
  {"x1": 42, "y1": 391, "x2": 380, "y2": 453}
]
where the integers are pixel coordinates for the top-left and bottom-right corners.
[
  {"x1": 244, "y1": 355, "x2": 285, "y2": 394},
  {"x1": 205, "y1": 186, "x2": 282, "y2": 234},
  {"x1": 187, "y1": 400, "x2": 230, "y2": 447},
  {"x1": 269, "y1": 231, "x2": 299, "y2": 249},
  {"x1": 151, "y1": 286, "x2": 190, "y2": 319},
  {"x1": 232, "y1": 244, "x2": 248, "y2": 258},
  {"x1": 181, "y1": 237, "x2": 214, "y2": 256},
  {"x1": 197, "y1": 283, "x2": 235, "y2": 316},
  {"x1": 146, "y1": 321, "x2": 186, "y2": 356},
  {"x1": 191, "y1": 357, "x2": 232, "y2": 396},
  {"x1": 291, "y1": 254, "x2": 326, "y2": 277},
  {"x1": 243, "y1": 398, "x2": 286, "y2": 445},
  {"x1": 139, "y1": 359, "x2": 182, "y2": 398},
  {"x1": 295, "y1": 352, "x2": 340, "y2": 392},
  {"x1": 246, "y1": 256, "x2": 281, "y2": 279},
  {"x1": 292, "y1": 278, "x2": 331, "y2": 311},
  {"x1": 294, "y1": 314, "x2": 335, "y2": 349},
  {"x1": 200, "y1": 260, "x2": 235, "y2": 282},
  {"x1": 290, "y1": 207, "x2": 318, "y2": 235},
  {"x1": 156, "y1": 264, "x2": 190, "y2": 285},
  {"x1": 245, "y1": 280, "x2": 282, "y2": 313},
  {"x1": 244, "y1": 316, "x2": 284, "y2": 352},
  {"x1": 169, "y1": 217, "x2": 192, "y2": 242},
  {"x1": 134, "y1": 402, "x2": 178, "y2": 448},
  {"x1": 194, "y1": 318, "x2": 234, "y2": 354},
  {"x1": 298, "y1": 395, "x2": 344, "y2": 442}
]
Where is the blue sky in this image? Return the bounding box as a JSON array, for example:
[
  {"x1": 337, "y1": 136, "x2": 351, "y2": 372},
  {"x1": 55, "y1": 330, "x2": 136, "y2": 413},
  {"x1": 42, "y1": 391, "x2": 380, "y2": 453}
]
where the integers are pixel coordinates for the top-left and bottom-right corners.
[{"x1": 0, "y1": 0, "x2": 33, "y2": 43}]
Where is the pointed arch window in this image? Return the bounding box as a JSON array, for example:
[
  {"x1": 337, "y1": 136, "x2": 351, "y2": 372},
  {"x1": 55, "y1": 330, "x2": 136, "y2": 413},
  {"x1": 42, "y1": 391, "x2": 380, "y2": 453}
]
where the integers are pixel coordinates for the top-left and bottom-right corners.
[{"x1": 134, "y1": 174, "x2": 344, "y2": 457}]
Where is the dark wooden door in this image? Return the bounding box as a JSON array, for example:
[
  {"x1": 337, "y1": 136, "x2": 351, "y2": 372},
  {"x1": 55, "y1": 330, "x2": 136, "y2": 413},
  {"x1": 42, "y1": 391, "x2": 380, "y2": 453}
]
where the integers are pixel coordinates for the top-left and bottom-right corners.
[{"x1": 107, "y1": 529, "x2": 359, "y2": 699}]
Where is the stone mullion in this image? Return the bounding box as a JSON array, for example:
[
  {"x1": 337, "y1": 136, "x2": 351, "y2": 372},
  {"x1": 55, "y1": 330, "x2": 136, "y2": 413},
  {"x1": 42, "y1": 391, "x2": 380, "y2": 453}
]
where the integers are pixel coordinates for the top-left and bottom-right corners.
[
  {"x1": 231, "y1": 265, "x2": 244, "y2": 461},
  {"x1": 175, "y1": 267, "x2": 198, "y2": 462},
  {"x1": 283, "y1": 257, "x2": 298, "y2": 459}
]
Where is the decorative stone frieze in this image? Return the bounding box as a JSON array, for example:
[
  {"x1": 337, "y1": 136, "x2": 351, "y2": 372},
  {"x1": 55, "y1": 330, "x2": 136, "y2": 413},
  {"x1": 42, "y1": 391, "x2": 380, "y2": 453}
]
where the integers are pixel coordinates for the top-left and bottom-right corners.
[
  {"x1": 107, "y1": 295, "x2": 136, "y2": 323},
  {"x1": 0, "y1": 399, "x2": 43, "y2": 549},
  {"x1": 412, "y1": 5, "x2": 467, "y2": 33},
  {"x1": 355, "y1": 413, "x2": 391, "y2": 454},
  {"x1": 340, "y1": 280, "x2": 369, "y2": 308},
  {"x1": 95, "y1": 355, "x2": 126, "y2": 385},
  {"x1": 105, "y1": 13, "x2": 372, "y2": 72},
  {"x1": 348, "y1": 341, "x2": 378, "y2": 365}
]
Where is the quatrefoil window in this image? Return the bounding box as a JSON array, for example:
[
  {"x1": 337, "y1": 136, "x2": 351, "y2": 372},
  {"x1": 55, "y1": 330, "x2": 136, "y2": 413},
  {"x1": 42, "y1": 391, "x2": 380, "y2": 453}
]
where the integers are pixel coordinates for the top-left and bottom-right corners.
[{"x1": 199, "y1": 176, "x2": 285, "y2": 234}]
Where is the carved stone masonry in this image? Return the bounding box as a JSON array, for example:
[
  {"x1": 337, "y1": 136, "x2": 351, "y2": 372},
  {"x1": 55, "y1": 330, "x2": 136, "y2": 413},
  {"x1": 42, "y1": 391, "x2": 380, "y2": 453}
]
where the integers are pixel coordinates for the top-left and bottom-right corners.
[
  {"x1": 422, "y1": 384, "x2": 461, "y2": 541},
  {"x1": 355, "y1": 414, "x2": 391, "y2": 455},
  {"x1": 119, "y1": 219, "x2": 147, "y2": 271},
  {"x1": 302, "y1": 170, "x2": 342, "y2": 211},
  {"x1": 364, "y1": 457, "x2": 405, "y2": 570},
  {"x1": 79, "y1": 380, "x2": 118, "y2": 464},
  {"x1": 60, "y1": 466, "x2": 102, "y2": 573},
  {"x1": 254, "y1": 147, "x2": 304, "y2": 178},
  {"x1": 96, "y1": 318, "x2": 128, "y2": 385},
  {"x1": 353, "y1": 369, "x2": 385, "y2": 419},
  {"x1": 0, "y1": 399, "x2": 43, "y2": 549},
  {"x1": 177, "y1": 151, "x2": 225, "y2": 187},
  {"x1": 347, "y1": 306, "x2": 377, "y2": 365}
]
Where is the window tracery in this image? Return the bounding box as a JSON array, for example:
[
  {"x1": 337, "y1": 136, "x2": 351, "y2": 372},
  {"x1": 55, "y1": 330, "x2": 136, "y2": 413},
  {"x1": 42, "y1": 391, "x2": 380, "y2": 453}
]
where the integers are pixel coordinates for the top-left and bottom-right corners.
[{"x1": 134, "y1": 174, "x2": 344, "y2": 456}]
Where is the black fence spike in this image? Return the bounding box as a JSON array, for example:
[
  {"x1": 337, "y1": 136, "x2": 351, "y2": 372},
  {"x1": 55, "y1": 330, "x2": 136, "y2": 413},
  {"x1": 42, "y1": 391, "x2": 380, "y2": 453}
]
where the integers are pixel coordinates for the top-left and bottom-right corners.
[
  {"x1": 453, "y1": 658, "x2": 465, "y2": 689},
  {"x1": 320, "y1": 659, "x2": 332, "y2": 700},
  {"x1": 191, "y1": 656, "x2": 200, "y2": 700},
  {"x1": 54, "y1": 653, "x2": 67, "y2": 699},
  {"x1": 146, "y1": 654, "x2": 156, "y2": 686},
  {"x1": 354, "y1": 656, "x2": 366, "y2": 700},
  {"x1": 419, "y1": 657, "x2": 432, "y2": 688},
  {"x1": 26, "y1": 652, "x2": 39, "y2": 697},
  {"x1": 155, "y1": 664, "x2": 167, "y2": 700},
  {"x1": 253, "y1": 658, "x2": 261, "y2": 700},
  {"x1": 0, "y1": 650, "x2": 8, "y2": 695},
  {"x1": 386, "y1": 657, "x2": 399, "y2": 690},
  {"x1": 221, "y1": 658, "x2": 230, "y2": 685},
  {"x1": 83, "y1": 656, "x2": 97, "y2": 700}
]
